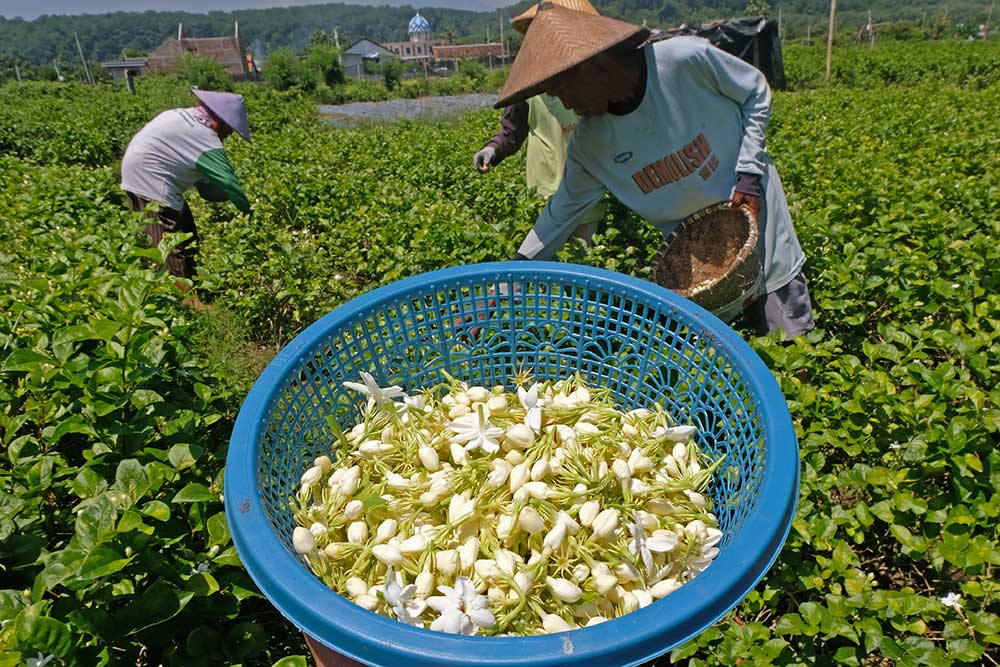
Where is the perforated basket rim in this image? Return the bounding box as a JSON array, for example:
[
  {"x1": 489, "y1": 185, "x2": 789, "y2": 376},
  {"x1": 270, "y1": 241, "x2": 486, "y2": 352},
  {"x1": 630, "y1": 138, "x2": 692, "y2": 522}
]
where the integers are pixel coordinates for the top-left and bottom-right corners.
[{"x1": 225, "y1": 261, "x2": 799, "y2": 667}]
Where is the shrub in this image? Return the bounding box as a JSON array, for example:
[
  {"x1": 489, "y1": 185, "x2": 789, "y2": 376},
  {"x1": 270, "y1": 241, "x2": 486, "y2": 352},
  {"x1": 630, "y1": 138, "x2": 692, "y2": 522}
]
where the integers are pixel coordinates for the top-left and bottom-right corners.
[{"x1": 177, "y1": 52, "x2": 232, "y2": 92}]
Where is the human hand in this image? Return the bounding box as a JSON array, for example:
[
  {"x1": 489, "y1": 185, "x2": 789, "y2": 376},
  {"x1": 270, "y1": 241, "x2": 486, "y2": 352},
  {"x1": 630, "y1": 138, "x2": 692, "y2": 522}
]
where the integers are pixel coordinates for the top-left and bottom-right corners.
[
  {"x1": 731, "y1": 192, "x2": 760, "y2": 221},
  {"x1": 473, "y1": 146, "x2": 496, "y2": 173}
]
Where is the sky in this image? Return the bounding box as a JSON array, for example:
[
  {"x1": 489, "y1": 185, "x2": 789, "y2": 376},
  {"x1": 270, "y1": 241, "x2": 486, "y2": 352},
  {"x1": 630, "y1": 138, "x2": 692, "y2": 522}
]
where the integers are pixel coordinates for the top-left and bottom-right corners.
[{"x1": 0, "y1": 0, "x2": 516, "y2": 20}]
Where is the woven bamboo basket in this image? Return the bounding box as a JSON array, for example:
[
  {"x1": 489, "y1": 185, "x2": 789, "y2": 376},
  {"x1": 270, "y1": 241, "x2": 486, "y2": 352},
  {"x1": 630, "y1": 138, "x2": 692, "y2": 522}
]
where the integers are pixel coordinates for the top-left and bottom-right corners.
[{"x1": 651, "y1": 202, "x2": 765, "y2": 323}]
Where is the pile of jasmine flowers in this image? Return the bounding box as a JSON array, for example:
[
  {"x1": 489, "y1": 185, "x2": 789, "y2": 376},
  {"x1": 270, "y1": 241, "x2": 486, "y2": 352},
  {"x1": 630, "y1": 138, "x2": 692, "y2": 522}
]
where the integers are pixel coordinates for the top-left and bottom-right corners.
[{"x1": 291, "y1": 371, "x2": 724, "y2": 636}]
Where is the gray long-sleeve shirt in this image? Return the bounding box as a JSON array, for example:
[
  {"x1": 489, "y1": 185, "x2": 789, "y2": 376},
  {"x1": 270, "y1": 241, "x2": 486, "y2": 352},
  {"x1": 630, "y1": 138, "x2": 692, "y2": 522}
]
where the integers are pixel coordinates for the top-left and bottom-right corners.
[{"x1": 516, "y1": 37, "x2": 804, "y2": 294}]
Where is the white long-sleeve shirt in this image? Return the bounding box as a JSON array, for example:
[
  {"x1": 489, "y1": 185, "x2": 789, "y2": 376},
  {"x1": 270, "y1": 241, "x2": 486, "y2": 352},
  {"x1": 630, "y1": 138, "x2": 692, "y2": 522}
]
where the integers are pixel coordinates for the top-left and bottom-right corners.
[
  {"x1": 516, "y1": 36, "x2": 805, "y2": 293},
  {"x1": 121, "y1": 107, "x2": 250, "y2": 215}
]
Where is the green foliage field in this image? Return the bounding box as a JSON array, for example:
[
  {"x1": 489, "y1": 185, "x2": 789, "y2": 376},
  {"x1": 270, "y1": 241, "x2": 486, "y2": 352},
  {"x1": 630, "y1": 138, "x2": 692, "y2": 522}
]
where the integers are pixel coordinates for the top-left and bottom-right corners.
[{"x1": 1, "y1": 40, "x2": 998, "y2": 666}]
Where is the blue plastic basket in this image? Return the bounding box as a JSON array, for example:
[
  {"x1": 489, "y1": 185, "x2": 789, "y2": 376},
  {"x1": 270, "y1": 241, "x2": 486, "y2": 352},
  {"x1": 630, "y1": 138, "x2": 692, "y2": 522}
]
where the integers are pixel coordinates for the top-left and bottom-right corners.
[{"x1": 225, "y1": 261, "x2": 799, "y2": 667}]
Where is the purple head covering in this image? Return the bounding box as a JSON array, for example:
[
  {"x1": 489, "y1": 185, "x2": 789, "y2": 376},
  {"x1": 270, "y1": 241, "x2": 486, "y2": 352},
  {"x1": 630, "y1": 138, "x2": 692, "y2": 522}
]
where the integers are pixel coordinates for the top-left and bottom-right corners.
[{"x1": 191, "y1": 88, "x2": 251, "y2": 142}]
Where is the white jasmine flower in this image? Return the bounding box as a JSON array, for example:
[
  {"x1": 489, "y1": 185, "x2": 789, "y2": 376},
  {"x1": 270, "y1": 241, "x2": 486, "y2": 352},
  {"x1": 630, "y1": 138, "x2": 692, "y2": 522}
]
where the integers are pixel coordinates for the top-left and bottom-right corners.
[
  {"x1": 26, "y1": 653, "x2": 55, "y2": 667},
  {"x1": 541, "y1": 613, "x2": 576, "y2": 634},
  {"x1": 343, "y1": 499, "x2": 364, "y2": 520},
  {"x1": 592, "y1": 509, "x2": 620, "y2": 539},
  {"x1": 427, "y1": 577, "x2": 496, "y2": 634},
  {"x1": 518, "y1": 384, "x2": 543, "y2": 432},
  {"x1": 343, "y1": 371, "x2": 406, "y2": 409},
  {"x1": 662, "y1": 425, "x2": 697, "y2": 442},
  {"x1": 448, "y1": 406, "x2": 504, "y2": 454},
  {"x1": 940, "y1": 592, "x2": 962, "y2": 610},
  {"x1": 399, "y1": 534, "x2": 429, "y2": 554},
  {"x1": 543, "y1": 522, "x2": 568, "y2": 552},
  {"x1": 383, "y1": 569, "x2": 427, "y2": 626},
  {"x1": 292, "y1": 526, "x2": 316, "y2": 554},
  {"x1": 546, "y1": 576, "x2": 583, "y2": 603},
  {"x1": 372, "y1": 544, "x2": 404, "y2": 566},
  {"x1": 447, "y1": 491, "x2": 476, "y2": 526},
  {"x1": 504, "y1": 423, "x2": 534, "y2": 449}
]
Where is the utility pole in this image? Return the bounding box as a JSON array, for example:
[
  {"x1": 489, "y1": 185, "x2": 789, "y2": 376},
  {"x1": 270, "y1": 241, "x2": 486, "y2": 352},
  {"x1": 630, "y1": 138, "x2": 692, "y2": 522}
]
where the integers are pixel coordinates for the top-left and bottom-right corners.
[
  {"x1": 825, "y1": 0, "x2": 837, "y2": 83},
  {"x1": 178, "y1": 23, "x2": 183, "y2": 40},
  {"x1": 500, "y1": 16, "x2": 505, "y2": 57},
  {"x1": 987, "y1": 0, "x2": 996, "y2": 39},
  {"x1": 867, "y1": 10, "x2": 875, "y2": 49},
  {"x1": 54, "y1": 58, "x2": 64, "y2": 82},
  {"x1": 14, "y1": 62, "x2": 22, "y2": 82},
  {"x1": 778, "y1": 9, "x2": 782, "y2": 35},
  {"x1": 74, "y1": 31, "x2": 94, "y2": 83},
  {"x1": 334, "y1": 28, "x2": 340, "y2": 49}
]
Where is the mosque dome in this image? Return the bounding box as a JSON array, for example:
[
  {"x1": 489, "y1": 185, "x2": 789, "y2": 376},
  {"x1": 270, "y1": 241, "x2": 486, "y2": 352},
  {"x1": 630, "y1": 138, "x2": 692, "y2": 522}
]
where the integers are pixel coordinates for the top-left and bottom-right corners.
[{"x1": 408, "y1": 12, "x2": 431, "y2": 34}]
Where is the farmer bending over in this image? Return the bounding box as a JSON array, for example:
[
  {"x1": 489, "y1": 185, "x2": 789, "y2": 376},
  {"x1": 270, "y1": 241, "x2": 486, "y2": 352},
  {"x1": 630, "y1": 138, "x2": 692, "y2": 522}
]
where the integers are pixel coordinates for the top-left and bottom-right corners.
[
  {"x1": 498, "y1": 3, "x2": 815, "y2": 338},
  {"x1": 120, "y1": 88, "x2": 252, "y2": 306}
]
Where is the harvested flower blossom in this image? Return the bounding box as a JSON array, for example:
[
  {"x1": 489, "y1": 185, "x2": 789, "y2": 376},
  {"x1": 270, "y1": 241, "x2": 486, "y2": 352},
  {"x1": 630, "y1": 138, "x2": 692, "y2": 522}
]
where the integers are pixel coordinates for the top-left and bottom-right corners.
[
  {"x1": 427, "y1": 577, "x2": 496, "y2": 635},
  {"x1": 292, "y1": 373, "x2": 725, "y2": 637}
]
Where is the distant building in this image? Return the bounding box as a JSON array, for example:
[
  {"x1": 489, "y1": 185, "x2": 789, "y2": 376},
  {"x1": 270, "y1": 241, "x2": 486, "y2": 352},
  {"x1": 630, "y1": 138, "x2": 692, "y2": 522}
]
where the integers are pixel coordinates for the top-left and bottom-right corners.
[
  {"x1": 100, "y1": 58, "x2": 148, "y2": 81},
  {"x1": 146, "y1": 24, "x2": 250, "y2": 78},
  {"x1": 383, "y1": 12, "x2": 445, "y2": 65},
  {"x1": 432, "y1": 44, "x2": 505, "y2": 60},
  {"x1": 342, "y1": 39, "x2": 399, "y2": 79}
]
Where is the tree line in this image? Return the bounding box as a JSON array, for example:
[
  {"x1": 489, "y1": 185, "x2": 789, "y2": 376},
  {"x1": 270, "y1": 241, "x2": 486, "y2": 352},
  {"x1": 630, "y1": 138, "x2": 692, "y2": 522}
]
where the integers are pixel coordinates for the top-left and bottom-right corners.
[{"x1": 0, "y1": 0, "x2": 994, "y2": 73}]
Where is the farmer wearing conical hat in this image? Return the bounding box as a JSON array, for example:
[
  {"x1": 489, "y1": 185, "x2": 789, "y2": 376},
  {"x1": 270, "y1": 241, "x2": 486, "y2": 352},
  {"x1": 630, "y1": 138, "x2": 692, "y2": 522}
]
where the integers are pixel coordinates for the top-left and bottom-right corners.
[
  {"x1": 500, "y1": 4, "x2": 814, "y2": 338},
  {"x1": 473, "y1": 0, "x2": 606, "y2": 246},
  {"x1": 120, "y1": 88, "x2": 251, "y2": 299}
]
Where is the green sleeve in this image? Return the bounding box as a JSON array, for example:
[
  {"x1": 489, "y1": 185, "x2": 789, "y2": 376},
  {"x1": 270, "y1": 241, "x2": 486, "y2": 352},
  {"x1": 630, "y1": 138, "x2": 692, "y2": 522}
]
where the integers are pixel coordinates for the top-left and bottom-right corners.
[
  {"x1": 196, "y1": 179, "x2": 229, "y2": 202},
  {"x1": 194, "y1": 147, "x2": 251, "y2": 215}
]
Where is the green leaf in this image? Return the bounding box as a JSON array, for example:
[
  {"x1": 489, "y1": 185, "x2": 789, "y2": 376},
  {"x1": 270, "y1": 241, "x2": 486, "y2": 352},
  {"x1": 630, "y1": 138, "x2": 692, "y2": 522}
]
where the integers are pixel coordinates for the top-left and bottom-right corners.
[
  {"x1": 224, "y1": 621, "x2": 268, "y2": 661},
  {"x1": 116, "y1": 580, "x2": 194, "y2": 635},
  {"x1": 1, "y1": 349, "x2": 51, "y2": 372},
  {"x1": 271, "y1": 658, "x2": 308, "y2": 667},
  {"x1": 140, "y1": 500, "x2": 171, "y2": 522},
  {"x1": 72, "y1": 468, "x2": 109, "y2": 498},
  {"x1": 49, "y1": 415, "x2": 98, "y2": 442},
  {"x1": 172, "y1": 482, "x2": 218, "y2": 503},
  {"x1": 15, "y1": 604, "x2": 74, "y2": 657},
  {"x1": 74, "y1": 495, "x2": 116, "y2": 550},
  {"x1": 113, "y1": 459, "x2": 150, "y2": 504},
  {"x1": 207, "y1": 512, "x2": 231, "y2": 546},
  {"x1": 78, "y1": 545, "x2": 133, "y2": 580},
  {"x1": 168, "y1": 443, "x2": 203, "y2": 470}
]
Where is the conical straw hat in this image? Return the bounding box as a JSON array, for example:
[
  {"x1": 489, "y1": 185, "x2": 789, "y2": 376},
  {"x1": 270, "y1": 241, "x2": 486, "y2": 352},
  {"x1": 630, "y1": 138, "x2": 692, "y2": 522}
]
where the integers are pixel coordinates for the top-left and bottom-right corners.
[
  {"x1": 496, "y1": 4, "x2": 649, "y2": 109},
  {"x1": 511, "y1": 0, "x2": 599, "y2": 35}
]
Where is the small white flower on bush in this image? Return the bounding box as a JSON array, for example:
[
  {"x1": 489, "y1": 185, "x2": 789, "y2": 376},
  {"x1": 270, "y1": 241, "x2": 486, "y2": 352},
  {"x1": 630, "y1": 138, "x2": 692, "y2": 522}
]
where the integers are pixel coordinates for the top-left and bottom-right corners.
[{"x1": 940, "y1": 592, "x2": 962, "y2": 610}]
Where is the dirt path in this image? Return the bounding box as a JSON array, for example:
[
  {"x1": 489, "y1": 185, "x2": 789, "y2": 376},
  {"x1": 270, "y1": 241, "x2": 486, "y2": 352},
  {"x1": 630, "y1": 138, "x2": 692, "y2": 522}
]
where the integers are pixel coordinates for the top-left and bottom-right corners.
[{"x1": 319, "y1": 93, "x2": 497, "y2": 126}]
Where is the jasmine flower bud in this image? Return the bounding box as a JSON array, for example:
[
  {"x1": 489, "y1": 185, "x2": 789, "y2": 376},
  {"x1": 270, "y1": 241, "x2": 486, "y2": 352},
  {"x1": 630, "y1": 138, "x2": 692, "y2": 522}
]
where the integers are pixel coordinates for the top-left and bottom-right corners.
[
  {"x1": 347, "y1": 521, "x2": 368, "y2": 545},
  {"x1": 518, "y1": 506, "x2": 545, "y2": 534},
  {"x1": 547, "y1": 576, "x2": 583, "y2": 603},
  {"x1": 594, "y1": 574, "x2": 618, "y2": 595},
  {"x1": 418, "y1": 445, "x2": 440, "y2": 471},
  {"x1": 355, "y1": 594, "x2": 379, "y2": 611},
  {"x1": 343, "y1": 499, "x2": 364, "y2": 520},
  {"x1": 504, "y1": 423, "x2": 534, "y2": 449},
  {"x1": 346, "y1": 577, "x2": 369, "y2": 598},
  {"x1": 651, "y1": 578, "x2": 682, "y2": 598},
  {"x1": 530, "y1": 457, "x2": 550, "y2": 481},
  {"x1": 292, "y1": 526, "x2": 315, "y2": 554},
  {"x1": 399, "y1": 534, "x2": 428, "y2": 554},
  {"x1": 578, "y1": 500, "x2": 600, "y2": 527},
  {"x1": 592, "y1": 509, "x2": 620, "y2": 539},
  {"x1": 487, "y1": 394, "x2": 508, "y2": 414},
  {"x1": 543, "y1": 522, "x2": 567, "y2": 552},
  {"x1": 373, "y1": 544, "x2": 404, "y2": 566},
  {"x1": 375, "y1": 519, "x2": 398, "y2": 544},
  {"x1": 541, "y1": 613, "x2": 575, "y2": 634}
]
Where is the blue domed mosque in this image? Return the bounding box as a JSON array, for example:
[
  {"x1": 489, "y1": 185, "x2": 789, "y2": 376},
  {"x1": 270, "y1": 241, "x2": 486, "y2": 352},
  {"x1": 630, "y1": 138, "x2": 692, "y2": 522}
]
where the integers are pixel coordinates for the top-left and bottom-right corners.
[{"x1": 384, "y1": 12, "x2": 442, "y2": 63}]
